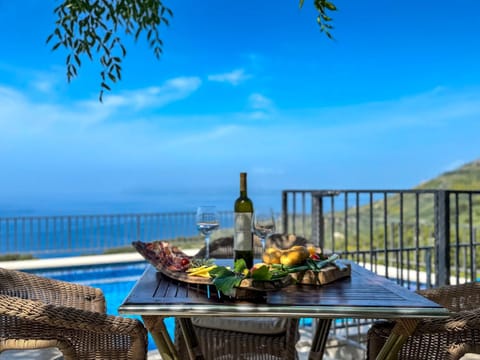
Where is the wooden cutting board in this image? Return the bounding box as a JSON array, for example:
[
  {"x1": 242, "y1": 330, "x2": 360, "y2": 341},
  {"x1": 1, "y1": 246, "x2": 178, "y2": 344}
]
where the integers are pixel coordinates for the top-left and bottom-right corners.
[{"x1": 290, "y1": 263, "x2": 351, "y2": 285}]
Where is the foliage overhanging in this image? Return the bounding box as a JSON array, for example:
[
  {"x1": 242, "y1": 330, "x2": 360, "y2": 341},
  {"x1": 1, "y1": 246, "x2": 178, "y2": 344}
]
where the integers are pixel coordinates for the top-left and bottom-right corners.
[{"x1": 47, "y1": 0, "x2": 336, "y2": 101}]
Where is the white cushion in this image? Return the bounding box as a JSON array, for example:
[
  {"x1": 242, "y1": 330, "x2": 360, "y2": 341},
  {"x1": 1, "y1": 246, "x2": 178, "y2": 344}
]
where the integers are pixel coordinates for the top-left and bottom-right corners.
[
  {"x1": 0, "y1": 348, "x2": 63, "y2": 359},
  {"x1": 191, "y1": 317, "x2": 288, "y2": 335},
  {"x1": 460, "y1": 354, "x2": 480, "y2": 360}
]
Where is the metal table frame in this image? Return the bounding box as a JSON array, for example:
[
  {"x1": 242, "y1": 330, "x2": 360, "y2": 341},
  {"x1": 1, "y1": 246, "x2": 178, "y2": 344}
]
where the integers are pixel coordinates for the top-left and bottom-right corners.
[{"x1": 119, "y1": 261, "x2": 449, "y2": 360}]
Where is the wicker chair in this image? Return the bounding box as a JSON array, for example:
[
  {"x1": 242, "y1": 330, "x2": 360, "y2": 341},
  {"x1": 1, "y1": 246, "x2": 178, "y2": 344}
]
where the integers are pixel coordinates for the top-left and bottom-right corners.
[
  {"x1": 367, "y1": 282, "x2": 480, "y2": 360},
  {"x1": 0, "y1": 267, "x2": 148, "y2": 360},
  {"x1": 175, "y1": 236, "x2": 300, "y2": 360}
]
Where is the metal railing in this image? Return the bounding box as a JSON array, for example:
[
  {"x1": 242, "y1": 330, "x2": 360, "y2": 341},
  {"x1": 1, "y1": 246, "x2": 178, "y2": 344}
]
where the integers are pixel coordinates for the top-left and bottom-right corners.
[
  {"x1": 0, "y1": 211, "x2": 234, "y2": 257},
  {"x1": 282, "y1": 189, "x2": 480, "y2": 287},
  {"x1": 282, "y1": 189, "x2": 480, "y2": 356}
]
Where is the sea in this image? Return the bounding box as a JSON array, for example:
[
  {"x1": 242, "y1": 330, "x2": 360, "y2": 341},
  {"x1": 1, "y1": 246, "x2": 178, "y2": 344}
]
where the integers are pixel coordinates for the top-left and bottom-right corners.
[
  {"x1": 0, "y1": 188, "x2": 287, "y2": 257},
  {"x1": 0, "y1": 188, "x2": 285, "y2": 217}
]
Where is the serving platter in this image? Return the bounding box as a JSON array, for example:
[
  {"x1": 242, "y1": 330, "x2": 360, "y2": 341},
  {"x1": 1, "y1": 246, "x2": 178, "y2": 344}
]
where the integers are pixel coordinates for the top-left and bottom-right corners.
[
  {"x1": 290, "y1": 263, "x2": 351, "y2": 285},
  {"x1": 133, "y1": 241, "x2": 292, "y2": 292},
  {"x1": 133, "y1": 240, "x2": 350, "y2": 300}
]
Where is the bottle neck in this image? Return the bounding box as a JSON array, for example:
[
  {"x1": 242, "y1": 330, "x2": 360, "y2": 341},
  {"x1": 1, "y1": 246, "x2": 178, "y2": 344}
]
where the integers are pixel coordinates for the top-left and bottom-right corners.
[{"x1": 240, "y1": 173, "x2": 247, "y2": 197}]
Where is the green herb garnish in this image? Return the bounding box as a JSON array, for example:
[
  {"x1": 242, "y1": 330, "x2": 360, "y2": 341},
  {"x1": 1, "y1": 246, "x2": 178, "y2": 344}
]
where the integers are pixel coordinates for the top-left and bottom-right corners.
[
  {"x1": 209, "y1": 259, "x2": 287, "y2": 296},
  {"x1": 210, "y1": 263, "x2": 243, "y2": 296}
]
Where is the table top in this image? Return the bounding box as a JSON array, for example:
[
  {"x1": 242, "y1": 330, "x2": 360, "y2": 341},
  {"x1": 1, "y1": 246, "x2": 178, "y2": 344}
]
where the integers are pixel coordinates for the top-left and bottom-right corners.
[{"x1": 119, "y1": 260, "x2": 449, "y2": 320}]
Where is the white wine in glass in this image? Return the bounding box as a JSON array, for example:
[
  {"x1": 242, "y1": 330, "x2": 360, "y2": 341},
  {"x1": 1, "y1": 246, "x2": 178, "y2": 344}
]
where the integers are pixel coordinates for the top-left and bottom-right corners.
[
  {"x1": 252, "y1": 209, "x2": 276, "y2": 254},
  {"x1": 196, "y1": 206, "x2": 220, "y2": 259}
]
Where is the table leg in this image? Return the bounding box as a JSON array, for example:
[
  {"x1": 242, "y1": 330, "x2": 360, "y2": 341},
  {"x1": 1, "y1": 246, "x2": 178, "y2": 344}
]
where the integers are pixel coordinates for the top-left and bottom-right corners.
[
  {"x1": 178, "y1": 318, "x2": 205, "y2": 360},
  {"x1": 375, "y1": 319, "x2": 419, "y2": 360},
  {"x1": 308, "y1": 318, "x2": 332, "y2": 360},
  {"x1": 142, "y1": 315, "x2": 179, "y2": 360}
]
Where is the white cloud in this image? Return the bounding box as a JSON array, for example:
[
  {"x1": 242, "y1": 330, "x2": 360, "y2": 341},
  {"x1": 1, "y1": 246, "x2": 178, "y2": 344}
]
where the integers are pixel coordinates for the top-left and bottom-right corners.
[
  {"x1": 2, "y1": 81, "x2": 480, "y2": 200},
  {"x1": 97, "y1": 76, "x2": 202, "y2": 111},
  {"x1": 208, "y1": 69, "x2": 251, "y2": 85},
  {"x1": 248, "y1": 93, "x2": 269, "y2": 109},
  {"x1": 244, "y1": 93, "x2": 275, "y2": 120},
  {"x1": 249, "y1": 93, "x2": 273, "y2": 110},
  {"x1": 32, "y1": 79, "x2": 54, "y2": 93}
]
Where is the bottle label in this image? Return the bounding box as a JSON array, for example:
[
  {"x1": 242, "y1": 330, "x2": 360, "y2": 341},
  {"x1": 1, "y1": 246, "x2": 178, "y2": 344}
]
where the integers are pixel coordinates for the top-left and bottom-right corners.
[{"x1": 234, "y1": 212, "x2": 253, "y2": 251}]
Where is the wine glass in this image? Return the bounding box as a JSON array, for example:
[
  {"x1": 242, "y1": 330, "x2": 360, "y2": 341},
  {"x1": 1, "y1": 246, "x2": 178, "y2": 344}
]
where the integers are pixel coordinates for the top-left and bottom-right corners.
[
  {"x1": 196, "y1": 206, "x2": 220, "y2": 259},
  {"x1": 252, "y1": 209, "x2": 276, "y2": 254}
]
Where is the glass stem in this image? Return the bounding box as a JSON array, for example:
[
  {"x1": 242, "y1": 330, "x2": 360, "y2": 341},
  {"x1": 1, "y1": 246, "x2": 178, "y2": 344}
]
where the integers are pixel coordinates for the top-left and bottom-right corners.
[
  {"x1": 205, "y1": 234, "x2": 210, "y2": 259},
  {"x1": 261, "y1": 237, "x2": 266, "y2": 254}
]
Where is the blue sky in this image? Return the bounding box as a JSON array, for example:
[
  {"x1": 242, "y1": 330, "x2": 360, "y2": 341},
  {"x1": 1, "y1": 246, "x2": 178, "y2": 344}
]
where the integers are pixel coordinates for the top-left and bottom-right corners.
[{"x1": 1, "y1": 1, "x2": 480, "y2": 214}]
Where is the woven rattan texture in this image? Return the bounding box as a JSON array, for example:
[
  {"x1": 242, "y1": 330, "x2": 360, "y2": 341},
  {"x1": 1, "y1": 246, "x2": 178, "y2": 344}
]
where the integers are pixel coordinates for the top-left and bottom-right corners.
[
  {"x1": 0, "y1": 267, "x2": 147, "y2": 360},
  {"x1": 367, "y1": 282, "x2": 480, "y2": 360}
]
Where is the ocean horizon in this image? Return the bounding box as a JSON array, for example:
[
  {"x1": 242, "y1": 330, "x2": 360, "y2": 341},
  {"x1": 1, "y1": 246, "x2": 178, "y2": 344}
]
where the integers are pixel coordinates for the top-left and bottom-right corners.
[{"x1": 0, "y1": 188, "x2": 286, "y2": 218}]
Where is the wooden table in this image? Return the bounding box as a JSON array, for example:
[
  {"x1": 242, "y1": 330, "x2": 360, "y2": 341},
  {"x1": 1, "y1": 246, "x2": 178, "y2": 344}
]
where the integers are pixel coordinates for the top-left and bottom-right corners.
[{"x1": 119, "y1": 261, "x2": 449, "y2": 360}]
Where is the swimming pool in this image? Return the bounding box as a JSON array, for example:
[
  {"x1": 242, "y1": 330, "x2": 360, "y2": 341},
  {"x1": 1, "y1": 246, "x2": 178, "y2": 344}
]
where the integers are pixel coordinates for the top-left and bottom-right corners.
[{"x1": 30, "y1": 261, "x2": 168, "y2": 351}]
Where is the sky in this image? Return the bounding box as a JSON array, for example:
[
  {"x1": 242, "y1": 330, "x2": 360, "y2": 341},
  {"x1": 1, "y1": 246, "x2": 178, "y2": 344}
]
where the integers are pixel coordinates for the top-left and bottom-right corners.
[{"x1": 1, "y1": 0, "x2": 480, "y2": 215}]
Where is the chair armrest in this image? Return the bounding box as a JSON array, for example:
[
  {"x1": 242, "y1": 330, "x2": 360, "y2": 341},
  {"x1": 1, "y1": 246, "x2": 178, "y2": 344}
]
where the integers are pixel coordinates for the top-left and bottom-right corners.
[
  {"x1": 413, "y1": 307, "x2": 480, "y2": 335},
  {"x1": 417, "y1": 282, "x2": 480, "y2": 312},
  {"x1": 0, "y1": 294, "x2": 147, "y2": 359},
  {"x1": 367, "y1": 309, "x2": 480, "y2": 360},
  {"x1": 0, "y1": 294, "x2": 139, "y2": 336},
  {"x1": 0, "y1": 268, "x2": 106, "y2": 312}
]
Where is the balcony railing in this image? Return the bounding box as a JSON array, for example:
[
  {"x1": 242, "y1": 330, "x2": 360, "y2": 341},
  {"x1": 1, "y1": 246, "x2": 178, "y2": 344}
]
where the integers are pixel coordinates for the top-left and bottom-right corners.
[
  {"x1": 282, "y1": 189, "x2": 480, "y2": 287},
  {"x1": 2, "y1": 189, "x2": 479, "y2": 284},
  {"x1": 281, "y1": 189, "x2": 480, "y2": 358},
  {"x1": 0, "y1": 211, "x2": 234, "y2": 257}
]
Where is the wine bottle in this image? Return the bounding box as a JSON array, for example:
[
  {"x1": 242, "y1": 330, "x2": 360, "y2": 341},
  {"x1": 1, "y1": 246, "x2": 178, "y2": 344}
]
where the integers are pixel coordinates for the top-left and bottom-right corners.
[{"x1": 234, "y1": 172, "x2": 254, "y2": 268}]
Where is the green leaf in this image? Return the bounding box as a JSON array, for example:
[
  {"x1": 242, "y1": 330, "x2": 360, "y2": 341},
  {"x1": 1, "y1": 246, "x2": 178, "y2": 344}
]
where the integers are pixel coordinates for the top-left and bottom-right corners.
[
  {"x1": 74, "y1": 54, "x2": 81, "y2": 67},
  {"x1": 251, "y1": 265, "x2": 272, "y2": 280},
  {"x1": 325, "y1": 1, "x2": 337, "y2": 11},
  {"x1": 101, "y1": 82, "x2": 111, "y2": 91},
  {"x1": 52, "y1": 42, "x2": 62, "y2": 51},
  {"x1": 209, "y1": 266, "x2": 234, "y2": 278},
  {"x1": 234, "y1": 258, "x2": 247, "y2": 273},
  {"x1": 212, "y1": 275, "x2": 242, "y2": 296},
  {"x1": 46, "y1": 0, "x2": 173, "y2": 102},
  {"x1": 107, "y1": 72, "x2": 117, "y2": 83},
  {"x1": 210, "y1": 266, "x2": 243, "y2": 295}
]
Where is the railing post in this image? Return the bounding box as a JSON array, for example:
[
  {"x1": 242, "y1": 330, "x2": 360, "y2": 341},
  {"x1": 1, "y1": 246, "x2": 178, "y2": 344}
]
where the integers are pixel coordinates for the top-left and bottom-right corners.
[
  {"x1": 67, "y1": 216, "x2": 72, "y2": 251},
  {"x1": 435, "y1": 190, "x2": 450, "y2": 286},
  {"x1": 282, "y1": 191, "x2": 288, "y2": 235},
  {"x1": 136, "y1": 215, "x2": 142, "y2": 241},
  {"x1": 425, "y1": 248, "x2": 432, "y2": 288},
  {"x1": 311, "y1": 192, "x2": 324, "y2": 248}
]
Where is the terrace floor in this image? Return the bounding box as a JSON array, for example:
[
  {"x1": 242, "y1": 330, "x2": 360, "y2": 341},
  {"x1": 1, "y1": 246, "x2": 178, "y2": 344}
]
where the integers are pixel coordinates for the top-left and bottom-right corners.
[{"x1": 0, "y1": 336, "x2": 365, "y2": 359}]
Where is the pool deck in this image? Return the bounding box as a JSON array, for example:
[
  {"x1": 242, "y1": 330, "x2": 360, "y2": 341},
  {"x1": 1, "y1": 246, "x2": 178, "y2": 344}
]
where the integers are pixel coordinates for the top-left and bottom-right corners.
[{"x1": 0, "y1": 250, "x2": 198, "y2": 271}]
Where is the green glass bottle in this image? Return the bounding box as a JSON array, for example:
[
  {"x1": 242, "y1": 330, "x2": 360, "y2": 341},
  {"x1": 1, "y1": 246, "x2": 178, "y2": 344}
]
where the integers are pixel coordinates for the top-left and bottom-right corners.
[{"x1": 234, "y1": 172, "x2": 254, "y2": 268}]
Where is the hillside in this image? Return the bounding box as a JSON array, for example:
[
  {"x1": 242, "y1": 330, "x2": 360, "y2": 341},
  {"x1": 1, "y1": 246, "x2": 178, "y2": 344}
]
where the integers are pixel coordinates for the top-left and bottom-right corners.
[
  {"x1": 321, "y1": 159, "x2": 480, "y2": 252},
  {"x1": 416, "y1": 159, "x2": 480, "y2": 190},
  {"x1": 336, "y1": 159, "x2": 480, "y2": 247}
]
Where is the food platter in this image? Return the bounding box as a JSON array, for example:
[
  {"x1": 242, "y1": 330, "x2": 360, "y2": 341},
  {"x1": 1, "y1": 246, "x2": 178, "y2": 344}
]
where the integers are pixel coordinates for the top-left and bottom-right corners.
[
  {"x1": 133, "y1": 241, "x2": 292, "y2": 292},
  {"x1": 133, "y1": 240, "x2": 351, "y2": 300},
  {"x1": 132, "y1": 240, "x2": 212, "y2": 285}
]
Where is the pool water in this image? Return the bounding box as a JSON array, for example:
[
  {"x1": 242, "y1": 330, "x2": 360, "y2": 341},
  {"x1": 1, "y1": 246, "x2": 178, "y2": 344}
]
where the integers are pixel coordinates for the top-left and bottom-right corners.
[{"x1": 30, "y1": 262, "x2": 171, "y2": 351}]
